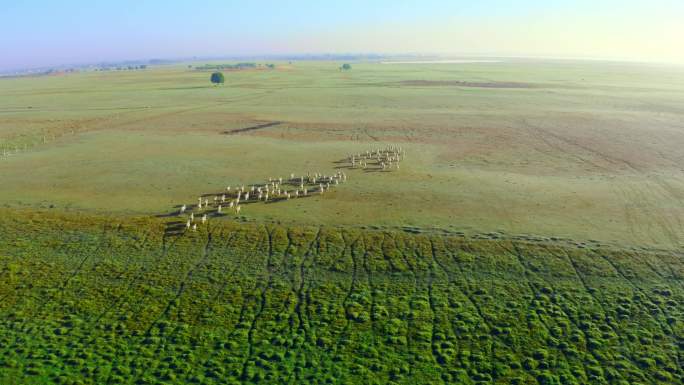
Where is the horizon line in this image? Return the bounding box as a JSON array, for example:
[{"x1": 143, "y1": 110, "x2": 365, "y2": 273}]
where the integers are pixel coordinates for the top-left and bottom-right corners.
[{"x1": 3, "y1": 52, "x2": 684, "y2": 75}]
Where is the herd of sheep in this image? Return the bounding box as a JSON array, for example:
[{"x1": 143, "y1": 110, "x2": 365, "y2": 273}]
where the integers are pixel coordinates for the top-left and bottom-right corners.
[{"x1": 176, "y1": 145, "x2": 406, "y2": 231}]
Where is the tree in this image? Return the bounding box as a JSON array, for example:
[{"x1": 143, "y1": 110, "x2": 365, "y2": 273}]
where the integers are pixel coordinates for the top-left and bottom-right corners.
[
  {"x1": 340, "y1": 63, "x2": 352, "y2": 71},
  {"x1": 210, "y1": 72, "x2": 225, "y2": 85}
]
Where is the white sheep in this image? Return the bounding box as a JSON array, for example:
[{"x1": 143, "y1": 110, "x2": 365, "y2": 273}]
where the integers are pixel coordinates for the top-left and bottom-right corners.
[
  {"x1": 180, "y1": 205, "x2": 186, "y2": 214},
  {"x1": 236, "y1": 205, "x2": 241, "y2": 214},
  {"x1": 192, "y1": 223, "x2": 197, "y2": 232},
  {"x1": 201, "y1": 214, "x2": 207, "y2": 224}
]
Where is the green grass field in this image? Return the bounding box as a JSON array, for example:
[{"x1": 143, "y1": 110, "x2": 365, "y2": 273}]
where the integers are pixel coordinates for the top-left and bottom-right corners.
[
  {"x1": 1, "y1": 60, "x2": 683, "y2": 384},
  {"x1": 0, "y1": 210, "x2": 682, "y2": 384},
  {"x1": 2, "y1": 61, "x2": 684, "y2": 247}
]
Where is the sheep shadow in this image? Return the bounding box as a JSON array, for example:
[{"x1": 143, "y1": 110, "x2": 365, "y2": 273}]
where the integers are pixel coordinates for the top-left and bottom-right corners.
[{"x1": 164, "y1": 220, "x2": 187, "y2": 236}]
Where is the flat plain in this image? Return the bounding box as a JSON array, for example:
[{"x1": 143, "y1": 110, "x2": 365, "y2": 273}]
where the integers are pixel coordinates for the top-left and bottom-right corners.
[
  {"x1": 1, "y1": 60, "x2": 683, "y2": 384},
  {"x1": 2, "y1": 60, "x2": 684, "y2": 247}
]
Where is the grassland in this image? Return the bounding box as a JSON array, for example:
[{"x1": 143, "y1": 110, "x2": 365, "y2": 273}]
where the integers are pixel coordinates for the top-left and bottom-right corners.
[
  {"x1": 0, "y1": 209, "x2": 682, "y2": 384},
  {"x1": 0, "y1": 60, "x2": 683, "y2": 384},
  {"x1": 1, "y1": 60, "x2": 684, "y2": 247}
]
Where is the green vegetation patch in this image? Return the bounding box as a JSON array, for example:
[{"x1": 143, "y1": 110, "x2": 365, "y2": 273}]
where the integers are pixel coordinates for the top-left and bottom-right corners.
[{"x1": 0, "y1": 209, "x2": 682, "y2": 384}]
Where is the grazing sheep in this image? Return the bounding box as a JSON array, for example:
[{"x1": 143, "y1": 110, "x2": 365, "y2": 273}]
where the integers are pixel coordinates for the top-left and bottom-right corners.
[
  {"x1": 217, "y1": 205, "x2": 222, "y2": 214},
  {"x1": 180, "y1": 205, "x2": 186, "y2": 214},
  {"x1": 192, "y1": 223, "x2": 197, "y2": 232},
  {"x1": 236, "y1": 205, "x2": 241, "y2": 214},
  {"x1": 186, "y1": 220, "x2": 191, "y2": 229},
  {"x1": 201, "y1": 214, "x2": 207, "y2": 224}
]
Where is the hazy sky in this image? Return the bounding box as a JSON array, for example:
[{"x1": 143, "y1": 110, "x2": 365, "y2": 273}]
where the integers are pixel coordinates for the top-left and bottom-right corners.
[{"x1": 2, "y1": 0, "x2": 683, "y2": 70}]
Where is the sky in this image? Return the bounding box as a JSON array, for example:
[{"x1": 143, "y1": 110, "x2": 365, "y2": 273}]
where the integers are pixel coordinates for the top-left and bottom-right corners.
[{"x1": 1, "y1": 0, "x2": 683, "y2": 71}]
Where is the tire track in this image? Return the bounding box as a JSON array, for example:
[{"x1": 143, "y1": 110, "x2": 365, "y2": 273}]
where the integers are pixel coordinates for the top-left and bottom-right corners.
[
  {"x1": 240, "y1": 225, "x2": 277, "y2": 380},
  {"x1": 291, "y1": 227, "x2": 322, "y2": 340}
]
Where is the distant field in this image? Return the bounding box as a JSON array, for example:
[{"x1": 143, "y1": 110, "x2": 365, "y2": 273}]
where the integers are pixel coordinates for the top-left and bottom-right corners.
[{"x1": 1, "y1": 60, "x2": 684, "y2": 248}]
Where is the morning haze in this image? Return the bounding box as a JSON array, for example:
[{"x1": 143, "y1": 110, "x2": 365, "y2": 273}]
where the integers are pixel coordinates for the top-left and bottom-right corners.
[{"x1": 2, "y1": 0, "x2": 683, "y2": 71}]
